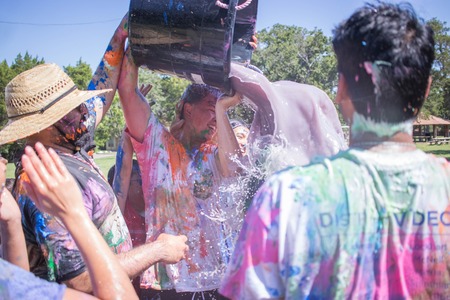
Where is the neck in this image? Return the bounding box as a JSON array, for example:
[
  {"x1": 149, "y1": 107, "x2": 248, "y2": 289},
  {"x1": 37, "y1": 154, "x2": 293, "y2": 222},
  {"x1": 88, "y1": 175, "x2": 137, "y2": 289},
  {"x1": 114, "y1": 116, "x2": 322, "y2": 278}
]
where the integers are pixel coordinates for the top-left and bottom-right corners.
[
  {"x1": 350, "y1": 131, "x2": 413, "y2": 144},
  {"x1": 26, "y1": 132, "x2": 76, "y2": 155},
  {"x1": 350, "y1": 132, "x2": 416, "y2": 151},
  {"x1": 177, "y1": 127, "x2": 204, "y2": 153}
]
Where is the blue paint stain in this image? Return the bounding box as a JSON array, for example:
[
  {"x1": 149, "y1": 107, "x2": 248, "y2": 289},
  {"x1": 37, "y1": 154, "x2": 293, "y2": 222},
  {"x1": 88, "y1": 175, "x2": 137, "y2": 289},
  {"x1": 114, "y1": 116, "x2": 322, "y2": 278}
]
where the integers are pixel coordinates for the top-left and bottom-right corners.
[
  {"x1": 168, "y1": 0, "x2": 173, "y2": 9},
  {"x1": 113, "y1": 144, "x2": 125, "y2": 194},
  {"x1": 281, "y1": 265, "x2": 301, "y2": 278},
  {"x1": 98, "y1": 95, "x2": 106, "y2": 105},
  {"x1": 87, "y1": 81, "x2": 96, "y2": 91},
  {"x1": 163, "y1": 11, "x2": 168, "y2": 25},
  {"x1": 267, "y1": 287, "x2": 280, "y2": 297},
  {"x1": 177, "y1": 2, "x2": 184, "y2": 11}
]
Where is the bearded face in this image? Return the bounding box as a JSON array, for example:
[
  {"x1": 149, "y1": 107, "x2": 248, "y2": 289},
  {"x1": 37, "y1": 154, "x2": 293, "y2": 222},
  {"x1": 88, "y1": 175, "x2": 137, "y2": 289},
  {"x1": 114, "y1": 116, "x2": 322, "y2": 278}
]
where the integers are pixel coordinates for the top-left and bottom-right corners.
[{"x1": 53, "y1": 104, "x2": 91, "y2": 149}]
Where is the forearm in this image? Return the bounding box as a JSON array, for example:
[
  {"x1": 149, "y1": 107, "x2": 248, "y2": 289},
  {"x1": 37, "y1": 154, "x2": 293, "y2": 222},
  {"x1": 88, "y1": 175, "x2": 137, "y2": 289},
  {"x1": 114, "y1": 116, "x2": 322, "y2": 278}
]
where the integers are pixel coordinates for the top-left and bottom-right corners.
[
  {"x1": 216, "y1": 104, "x2": 241, "y2": 177},
  {"x1": 0, "y1": 218, "x2": 29, "y2": 271},
  {"x1": 61, "y1": 209, "x2": 136, "y2": 299},
  {"x1": 117, "y1": 240, "x2": 165, "y2": 279},
  {"x1": 88, "y1": 16, "x2": 128, "y2": 127},
  {"x1": 118, "y1": 50, "x2": 151, "y2": 142}
]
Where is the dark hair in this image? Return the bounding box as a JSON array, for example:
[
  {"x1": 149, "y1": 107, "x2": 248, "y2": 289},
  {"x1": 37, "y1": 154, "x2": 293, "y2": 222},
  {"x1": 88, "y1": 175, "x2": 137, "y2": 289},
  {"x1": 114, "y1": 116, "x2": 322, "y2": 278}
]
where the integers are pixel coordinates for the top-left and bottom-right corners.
[
  {"x1": 332, "y1": 2, "x2": 435, "y2": 123},
  {"x1": 230, "y1": 119, "x2": 249, "y2": 130},
  {"x1": 107, "y1": 159, "x2": 141, "y2": 187},
  {"x1": 179, "y1": 84, "x2": 223, "y2": 119}
]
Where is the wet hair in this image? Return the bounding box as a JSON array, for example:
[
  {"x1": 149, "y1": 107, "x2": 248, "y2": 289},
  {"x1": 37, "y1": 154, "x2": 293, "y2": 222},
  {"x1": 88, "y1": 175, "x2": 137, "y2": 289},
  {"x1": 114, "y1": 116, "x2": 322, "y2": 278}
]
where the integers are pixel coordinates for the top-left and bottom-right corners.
[
  {"x1": 179, "y1": 84, "x2": 223, "y2": 119},
  {"x1": 5, "y1": 178, "x2": 15, "y2": 192},
  {"x1": 332, "y1": 2, "x2": 435, "y2": 123}
]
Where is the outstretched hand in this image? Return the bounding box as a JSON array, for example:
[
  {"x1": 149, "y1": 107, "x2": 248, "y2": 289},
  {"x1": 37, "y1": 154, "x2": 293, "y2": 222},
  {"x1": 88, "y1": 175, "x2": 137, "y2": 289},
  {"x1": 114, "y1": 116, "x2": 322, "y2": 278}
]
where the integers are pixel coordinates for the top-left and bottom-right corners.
[
  {"x1": 156, "y1": 233, "x2": 189, "y2": 264},
  {"x1": 217, "y1": 92, "x2": 243, "y2": 110},
  {"x1": 249, "y1": 34, "x2": 258, "y2": 49},
  {"x1": 116, "y1": 12, "x2": 129, "y2": 41},
  {"x1": 139, "y1": 84, "x2": 153, "y2": 97},
  {"x1": 21, "y1": 142, "x2": 85, "y2": 219}
]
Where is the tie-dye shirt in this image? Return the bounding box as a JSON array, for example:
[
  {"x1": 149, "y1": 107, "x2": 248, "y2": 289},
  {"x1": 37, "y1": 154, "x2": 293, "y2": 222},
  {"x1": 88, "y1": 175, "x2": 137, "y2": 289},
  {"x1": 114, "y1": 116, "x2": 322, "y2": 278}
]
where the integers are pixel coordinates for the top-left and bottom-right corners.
[
  {"x1": 130, "y1": 113, "x2": 232, "y2": 292},
  {"x1": 18, "y1": 151, "x2": 132, "y2": 282},
  {"x1": 220, "y1": 148, "x2": 450, "y2": 299}
]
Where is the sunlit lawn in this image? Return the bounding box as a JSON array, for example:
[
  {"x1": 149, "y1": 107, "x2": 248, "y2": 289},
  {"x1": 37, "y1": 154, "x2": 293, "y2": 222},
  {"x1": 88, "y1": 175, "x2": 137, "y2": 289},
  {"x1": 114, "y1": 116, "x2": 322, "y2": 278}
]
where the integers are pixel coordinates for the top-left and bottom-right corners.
[
  {"x1": 5, "y1": 143, "x2": 450, "y2": 179},
  {"x1": 414, "y1": 142, "x2": 450, "y2": 160},
  {"x1": 6, "y1": 154, "x2": 117, "y2": 179}
]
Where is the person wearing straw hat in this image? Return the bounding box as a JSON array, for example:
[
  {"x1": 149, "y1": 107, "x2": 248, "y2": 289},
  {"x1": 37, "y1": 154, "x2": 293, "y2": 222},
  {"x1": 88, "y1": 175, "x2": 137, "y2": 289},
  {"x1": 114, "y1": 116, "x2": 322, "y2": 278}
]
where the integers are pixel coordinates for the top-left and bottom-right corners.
[{"x1": 1, "y1": 15, "x2": 188, "y2": 294}]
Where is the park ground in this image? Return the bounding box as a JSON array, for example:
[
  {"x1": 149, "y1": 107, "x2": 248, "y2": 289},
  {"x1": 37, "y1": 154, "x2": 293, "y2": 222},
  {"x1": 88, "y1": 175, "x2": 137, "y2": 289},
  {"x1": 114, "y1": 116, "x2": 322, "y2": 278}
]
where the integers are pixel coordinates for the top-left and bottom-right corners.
[{"x1": 5, "y1": 143, "x2": 450, "y2": 179}]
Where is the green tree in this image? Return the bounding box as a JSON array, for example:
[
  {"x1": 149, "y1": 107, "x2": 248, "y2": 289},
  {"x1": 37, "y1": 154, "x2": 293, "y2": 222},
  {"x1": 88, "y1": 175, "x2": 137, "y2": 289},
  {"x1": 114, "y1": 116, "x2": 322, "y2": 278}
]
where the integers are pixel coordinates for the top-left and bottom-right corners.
[
  {"x1": 425, "y1": 18, "x2": 450, "y2": 120},
  {"x1": 64, "y1": 59, "x2": 93, "y2": 89},
  {"x1": 94, "y1": 95, "x2": 126, "y2": 149},
  {"x1": 138, "y1": 69, "x2": 189, "y2": 127},
  {"x1": 0, "y1": 60, "x2": 15, "y2": 127},
  {"x1": 0, "y1": 53, "x2": 44, "y2": 160},
  {"x1": 251, "y1": 24, "x2": 338, "y2": 97},
  {"x1": 92, "y1": 68, "x2": 190, "y2": 149},
  {"x1": 9, "y1": 52, "x2": 45, "y2": 75}
]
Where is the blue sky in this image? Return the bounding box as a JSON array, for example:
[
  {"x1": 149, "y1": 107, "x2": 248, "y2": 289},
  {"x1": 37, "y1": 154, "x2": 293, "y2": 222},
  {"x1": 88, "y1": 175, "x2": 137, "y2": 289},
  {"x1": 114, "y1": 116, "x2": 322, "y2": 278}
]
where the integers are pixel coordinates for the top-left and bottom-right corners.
[{"x1": 1, "y1": 0, "x2": 449, "y2": 70}]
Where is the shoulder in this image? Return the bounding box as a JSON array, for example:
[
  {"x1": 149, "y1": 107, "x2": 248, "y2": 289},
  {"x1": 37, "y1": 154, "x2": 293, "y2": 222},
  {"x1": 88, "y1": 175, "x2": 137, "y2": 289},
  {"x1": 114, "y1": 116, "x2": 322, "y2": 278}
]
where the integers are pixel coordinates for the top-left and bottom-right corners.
[{"x1": 0, "y1": 260, "x2": 66, "y2": 299}]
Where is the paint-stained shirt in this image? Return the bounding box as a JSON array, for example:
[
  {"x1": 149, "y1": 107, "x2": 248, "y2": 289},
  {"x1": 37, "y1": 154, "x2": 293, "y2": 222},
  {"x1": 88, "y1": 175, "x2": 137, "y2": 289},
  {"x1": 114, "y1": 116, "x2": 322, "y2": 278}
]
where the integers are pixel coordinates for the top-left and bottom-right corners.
[
  {"x1": 0, "y1": 259, "x2": 66, "y2": 299},
  {"x1": 220, "y1": 148, "x2": 450, "y2": 299},
  {"x1": 130, "y1": 113, "x2": 228, "y2": 292},
  {"x1": 18, "y1": 151, "x2": 132, "y2": 282}
]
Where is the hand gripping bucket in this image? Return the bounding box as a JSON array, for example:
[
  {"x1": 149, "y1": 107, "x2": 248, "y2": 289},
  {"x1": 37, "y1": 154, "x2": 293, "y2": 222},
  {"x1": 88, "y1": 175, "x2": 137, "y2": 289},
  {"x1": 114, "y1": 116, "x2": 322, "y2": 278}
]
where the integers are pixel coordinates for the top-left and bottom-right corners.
[{"x1": 128, "y1": 0, "x2": 259, "y2": 94}]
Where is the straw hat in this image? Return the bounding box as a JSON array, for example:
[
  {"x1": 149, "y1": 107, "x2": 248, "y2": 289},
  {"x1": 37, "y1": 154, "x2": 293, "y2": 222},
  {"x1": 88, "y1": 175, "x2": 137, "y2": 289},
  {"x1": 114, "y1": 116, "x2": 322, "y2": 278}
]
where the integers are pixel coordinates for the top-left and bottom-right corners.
[{"x1": 0, "y1": 63, "x2": 112, "y2": 145}]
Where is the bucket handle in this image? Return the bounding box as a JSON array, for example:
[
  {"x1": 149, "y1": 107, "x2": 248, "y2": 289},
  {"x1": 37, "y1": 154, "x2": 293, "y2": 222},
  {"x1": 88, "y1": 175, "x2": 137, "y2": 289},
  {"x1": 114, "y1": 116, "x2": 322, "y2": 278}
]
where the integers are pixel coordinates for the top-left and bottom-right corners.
[{"x1": 215, "y1": 0, "x2": 253, "y2": 11}]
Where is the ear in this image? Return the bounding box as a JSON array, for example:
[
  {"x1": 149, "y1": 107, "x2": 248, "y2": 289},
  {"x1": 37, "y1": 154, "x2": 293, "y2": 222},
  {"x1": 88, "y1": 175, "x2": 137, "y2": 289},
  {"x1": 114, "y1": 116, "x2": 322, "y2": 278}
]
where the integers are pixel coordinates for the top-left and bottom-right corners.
[
  {"x1": 424, "y1": 76, "x2": 432, "y2": 99},
  {"x1": 335, "y1": 73, "x2": 356, "y2": 125},
  {"x1": 335, "y1": 73, "x2": 350, "y2": 105},
  {"x1": 183, "y1": 102, "x2": 193, "y2": 120}
]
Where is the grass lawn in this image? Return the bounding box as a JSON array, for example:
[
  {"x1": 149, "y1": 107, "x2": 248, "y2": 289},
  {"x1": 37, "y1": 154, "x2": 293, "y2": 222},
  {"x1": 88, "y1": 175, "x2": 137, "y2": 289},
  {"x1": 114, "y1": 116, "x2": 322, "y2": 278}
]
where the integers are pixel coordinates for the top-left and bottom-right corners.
[
  {"x1": 415, "y1": 142, "x2": 450, "y2": 160},
  {"x1": 93, "y1": 155, "x2": 117, "y2": 177}
]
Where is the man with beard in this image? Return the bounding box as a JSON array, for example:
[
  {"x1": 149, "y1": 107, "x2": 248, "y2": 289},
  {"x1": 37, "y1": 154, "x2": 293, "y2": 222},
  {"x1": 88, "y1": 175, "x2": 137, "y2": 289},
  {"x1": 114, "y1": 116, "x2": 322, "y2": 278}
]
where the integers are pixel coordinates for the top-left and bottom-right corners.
[{"x1": 117, "y1": 46, "x2": 243, "y2": 299}]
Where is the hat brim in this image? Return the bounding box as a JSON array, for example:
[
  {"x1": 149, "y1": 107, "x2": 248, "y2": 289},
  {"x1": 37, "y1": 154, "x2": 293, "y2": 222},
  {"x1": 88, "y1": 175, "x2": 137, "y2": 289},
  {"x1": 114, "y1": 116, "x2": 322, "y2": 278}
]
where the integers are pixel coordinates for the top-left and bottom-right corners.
[{"x1": 0, "y1": 88, "x2": 112, "y2": 145}]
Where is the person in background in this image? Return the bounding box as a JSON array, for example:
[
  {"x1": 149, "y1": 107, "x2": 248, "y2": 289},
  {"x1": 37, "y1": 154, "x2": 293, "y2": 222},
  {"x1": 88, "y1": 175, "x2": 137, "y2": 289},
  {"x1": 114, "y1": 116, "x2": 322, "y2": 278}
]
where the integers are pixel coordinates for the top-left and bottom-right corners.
[
  {"x1": 220, "y1": 2, "x2": 450, "y2": 299},
  {"x1": 0, "y1": 144, "x2": 138, "y2": 299},
  {"x1": 0, "y1": 16, "x2": 188, "y2": 294},
  {"x1": 108, "y1": 134, "x2": 146, "y2": 293},
  {"x1": 230, "y1": 119, "x2": 250, "y2": 156}
]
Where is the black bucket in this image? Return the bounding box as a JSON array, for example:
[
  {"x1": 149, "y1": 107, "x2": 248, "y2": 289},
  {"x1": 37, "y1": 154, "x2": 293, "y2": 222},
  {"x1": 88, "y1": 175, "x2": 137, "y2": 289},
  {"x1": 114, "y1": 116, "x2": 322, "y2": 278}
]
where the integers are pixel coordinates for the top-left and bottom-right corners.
[{"x1": 128, "y1": 0, "x2": 258, "y2": 94}]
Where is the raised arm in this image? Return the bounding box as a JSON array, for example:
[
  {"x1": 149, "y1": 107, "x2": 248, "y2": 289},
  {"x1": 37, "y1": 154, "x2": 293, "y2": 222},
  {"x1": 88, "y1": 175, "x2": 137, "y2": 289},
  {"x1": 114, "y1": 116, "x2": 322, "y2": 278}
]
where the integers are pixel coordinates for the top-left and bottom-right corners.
[
  {"x1": 0, "y1": 157, "x2": 29, "y2": 271},
  {"x1": 21, "y1": 143, "x2": 137, "y2": 300},
  {"x1": 114, "y1": 83, "x2": 152, "y2": 213},
  {"x1": 117, "y1": 48, "x2": 151, "y2": 143},
  {"x1": 216, "y1": 93, "x2": 243, "y2": 177},
  {"x1": 87, "y1": 14, "x2": 129, "y2": 128}
]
